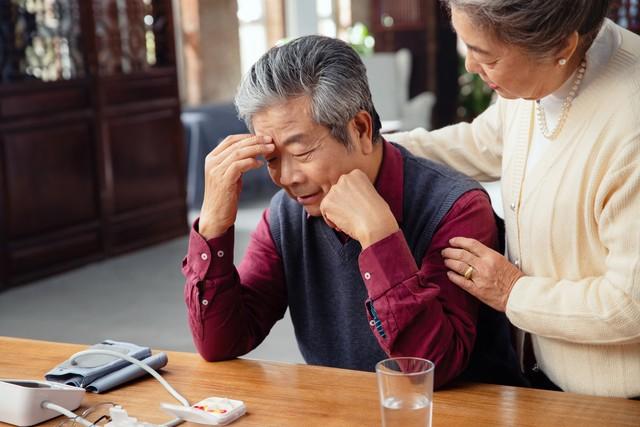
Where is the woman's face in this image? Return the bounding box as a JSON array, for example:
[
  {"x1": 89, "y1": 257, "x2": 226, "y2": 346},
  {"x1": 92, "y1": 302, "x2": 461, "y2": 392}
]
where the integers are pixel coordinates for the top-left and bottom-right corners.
[{"x1": 451, "y1": 8, "x2": 562, "y2": 100}]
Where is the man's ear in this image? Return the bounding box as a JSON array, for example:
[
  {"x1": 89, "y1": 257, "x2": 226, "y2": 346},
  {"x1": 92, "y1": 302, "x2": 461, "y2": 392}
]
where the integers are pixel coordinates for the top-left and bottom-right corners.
[{"x1": 352, "y1": 110, "x2": 374, "y2": 155}]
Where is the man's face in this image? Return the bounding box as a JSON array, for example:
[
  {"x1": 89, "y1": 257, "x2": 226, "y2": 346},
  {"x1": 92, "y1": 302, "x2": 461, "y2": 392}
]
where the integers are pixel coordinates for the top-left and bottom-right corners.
[{"x1": 252, "y1": 97, "x2": 370, "y2": 216}]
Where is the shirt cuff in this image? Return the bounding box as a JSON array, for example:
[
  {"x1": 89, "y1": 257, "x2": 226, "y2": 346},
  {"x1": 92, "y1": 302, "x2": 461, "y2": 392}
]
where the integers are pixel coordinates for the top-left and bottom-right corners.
[
  {"x1": 358, "y1": 230, "x2": 418, "y2": 299},
  {"x1": 185, "y1": 219, "x2": 235, "y2": 281}
]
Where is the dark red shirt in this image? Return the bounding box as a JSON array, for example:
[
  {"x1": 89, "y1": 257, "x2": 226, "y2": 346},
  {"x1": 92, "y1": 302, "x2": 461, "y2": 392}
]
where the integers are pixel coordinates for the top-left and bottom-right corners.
[{"x1": 183, "y1": 142, "x2": 498, "y2": 388}]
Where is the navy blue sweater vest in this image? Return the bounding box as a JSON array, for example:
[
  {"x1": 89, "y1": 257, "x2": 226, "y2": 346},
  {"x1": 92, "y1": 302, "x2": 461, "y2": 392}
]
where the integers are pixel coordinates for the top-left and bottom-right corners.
[{"x1": 268, "y1": 143, "x2": 482, "y2": 372}]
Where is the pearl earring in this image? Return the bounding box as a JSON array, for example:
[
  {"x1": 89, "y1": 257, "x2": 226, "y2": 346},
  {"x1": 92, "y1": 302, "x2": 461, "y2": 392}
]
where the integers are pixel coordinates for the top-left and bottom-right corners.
[{"x1": 558, "y1": 58, "x2": 567, "y2": 66}]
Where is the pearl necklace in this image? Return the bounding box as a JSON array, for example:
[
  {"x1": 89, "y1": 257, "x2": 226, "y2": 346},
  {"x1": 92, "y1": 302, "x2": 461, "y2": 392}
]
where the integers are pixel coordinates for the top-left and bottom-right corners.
[{"x1": 536, "y1": 59, "x2": 587, "y2": 140}]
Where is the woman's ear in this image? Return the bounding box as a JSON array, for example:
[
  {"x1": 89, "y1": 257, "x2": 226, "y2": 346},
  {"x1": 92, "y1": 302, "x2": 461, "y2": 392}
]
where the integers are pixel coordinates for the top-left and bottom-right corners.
[
  {"x1": 555, "y1": 31, "x2": 580, "y2": 65},
  {"x1": 352, "y1": 110, "x2": 374, "y2": 154}
]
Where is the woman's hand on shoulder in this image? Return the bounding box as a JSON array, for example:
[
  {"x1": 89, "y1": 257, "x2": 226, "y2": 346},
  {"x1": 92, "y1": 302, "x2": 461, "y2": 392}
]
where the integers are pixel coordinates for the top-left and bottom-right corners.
[{"x1": 442, "y1": 237, "x2": 524, "y2": 312}]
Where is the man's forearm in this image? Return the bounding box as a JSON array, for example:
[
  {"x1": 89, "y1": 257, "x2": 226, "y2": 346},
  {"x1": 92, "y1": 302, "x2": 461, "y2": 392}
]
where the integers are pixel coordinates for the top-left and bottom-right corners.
[
  {"x1": 358, "y1": 230, "x2": 477, "y2": 388},
  {"x1": 183, "y1": 224, "x2": 251, "y2": 360},
  {"x1": 183, "y1": 212, "x2": 288, "y2": 361},
  {"x1": 359, "y1": 190, "x2": 497, "y2": 388}
]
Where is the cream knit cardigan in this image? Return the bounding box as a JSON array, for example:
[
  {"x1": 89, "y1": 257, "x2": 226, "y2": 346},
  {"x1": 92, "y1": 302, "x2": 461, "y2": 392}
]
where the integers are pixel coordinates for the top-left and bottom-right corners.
[{"x1": 387, "y1": 22, "x2": 640, "y2": 398}]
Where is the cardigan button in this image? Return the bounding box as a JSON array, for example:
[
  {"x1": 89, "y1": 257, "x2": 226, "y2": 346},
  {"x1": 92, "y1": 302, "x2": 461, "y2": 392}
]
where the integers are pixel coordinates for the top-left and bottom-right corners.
[{"x1": 510, "y1": 202, "x2": 516, "y2": 211}]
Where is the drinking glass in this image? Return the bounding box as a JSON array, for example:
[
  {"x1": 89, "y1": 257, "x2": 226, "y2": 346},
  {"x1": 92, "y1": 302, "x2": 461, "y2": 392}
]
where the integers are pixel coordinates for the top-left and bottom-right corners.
[{"x1": 375, "y1": 357, "x2": 434, "y2": 427}]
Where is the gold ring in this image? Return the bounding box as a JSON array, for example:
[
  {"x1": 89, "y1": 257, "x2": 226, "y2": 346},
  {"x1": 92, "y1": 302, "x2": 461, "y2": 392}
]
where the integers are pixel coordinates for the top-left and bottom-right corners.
[{"x1": 463, "y1": 265, "x2": 474, "y2": 280}]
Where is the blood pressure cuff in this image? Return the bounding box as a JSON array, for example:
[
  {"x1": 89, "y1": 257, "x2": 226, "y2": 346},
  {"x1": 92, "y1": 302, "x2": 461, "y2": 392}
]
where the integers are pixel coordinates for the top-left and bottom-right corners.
[{"x1": 44, "y1": 340, "x2": 168, "y2": 393}]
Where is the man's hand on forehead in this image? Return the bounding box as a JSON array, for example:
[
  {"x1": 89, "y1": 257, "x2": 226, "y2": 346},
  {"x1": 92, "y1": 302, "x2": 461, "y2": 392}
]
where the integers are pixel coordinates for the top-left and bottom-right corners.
[{"x1": 198, "y1": 134, "x2": 275, "y2": 239}]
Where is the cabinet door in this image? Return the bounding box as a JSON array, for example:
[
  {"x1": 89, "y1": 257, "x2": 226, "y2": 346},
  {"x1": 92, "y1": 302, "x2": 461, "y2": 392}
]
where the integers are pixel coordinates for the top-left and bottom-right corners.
[
  {"x1": 0, "y1": 0, "x2": 102, "y2": 287},
  {"x1": 4, "y1": 122, "x2": 98, "y2": 238},
  {"x1": 90, "y1": 0, "x2": 187, "y2": 254},
  {"x1": 1, "y1": 117, "x2": 103, "y2": 282}
]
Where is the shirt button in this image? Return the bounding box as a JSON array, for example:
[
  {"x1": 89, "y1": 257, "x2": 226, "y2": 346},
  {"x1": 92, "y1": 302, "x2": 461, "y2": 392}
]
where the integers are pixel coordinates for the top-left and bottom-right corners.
[
  {"x1": 510, "y1": 202, "x2": 516, "y2": 211},
  {"x1": 364, "y1": 272, "x2": 371, "y2": 280},
  {"x1": 200, "y1": 253, "x2": 208, "y2": 261},
  {"x1": 514, "y1": 259, "x2": 520, "y2": 267},
  {"x1": 217, "y1": 250, "x2": 225, "y2": 258},
  {"x1": 369, "y1": 320, "x2": 376, "y2": 326},
  {"x1": 202, "y1": 299, "x2": 209, "y2": 306}
]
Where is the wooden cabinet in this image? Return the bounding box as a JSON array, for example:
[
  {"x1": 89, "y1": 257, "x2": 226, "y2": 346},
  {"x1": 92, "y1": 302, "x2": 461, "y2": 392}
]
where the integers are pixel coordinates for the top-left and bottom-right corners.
[
  {"x1": 609, "y1": 1, "x2": 640, "y2": 34},
  {"x1": 0, "y1": 0, "x2": 187, "y2": 289},
  {"x1": 371, "y1": 0, "x2": 459, "y2": 128}
]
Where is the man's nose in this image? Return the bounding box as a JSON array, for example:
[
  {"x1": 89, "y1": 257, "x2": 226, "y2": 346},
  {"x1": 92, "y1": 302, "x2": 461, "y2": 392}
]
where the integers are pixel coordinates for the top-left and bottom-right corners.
[{"x1": 277, "y1": 157, "x2": 300, "y2": 187}]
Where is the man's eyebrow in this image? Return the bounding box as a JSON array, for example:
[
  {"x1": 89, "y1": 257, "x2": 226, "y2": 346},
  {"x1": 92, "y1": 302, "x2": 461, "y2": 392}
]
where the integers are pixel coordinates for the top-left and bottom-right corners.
[{"x1": 281, "y1": 133, "x2": 309, "y2": 146}]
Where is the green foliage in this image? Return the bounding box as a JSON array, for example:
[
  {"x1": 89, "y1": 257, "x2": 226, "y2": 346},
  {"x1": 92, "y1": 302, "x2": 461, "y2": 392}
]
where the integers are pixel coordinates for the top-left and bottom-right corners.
[{"x1": 347, "y1": 22, "x2": 375, "y2": 55}]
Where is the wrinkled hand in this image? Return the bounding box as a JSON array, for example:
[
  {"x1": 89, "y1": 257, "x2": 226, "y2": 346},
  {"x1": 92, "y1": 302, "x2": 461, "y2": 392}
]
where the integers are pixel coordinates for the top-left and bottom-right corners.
[
  {"x1": 199, "y1": 134, "x2": 274, "y2": 239},
  {"x1": 319, "y1": 169, "x2": 398, "y2": 249},
  {"x1": 442, "y1": 237, "x2": 524, "y2": 312}
]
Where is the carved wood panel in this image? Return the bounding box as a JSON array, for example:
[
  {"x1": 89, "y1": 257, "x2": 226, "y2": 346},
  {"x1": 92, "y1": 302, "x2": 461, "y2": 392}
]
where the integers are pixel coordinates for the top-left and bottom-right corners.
[
  {"x1": 609, "y1": 0, "x2": 640, "y2": 33},
  {"x1": 91, "y1": 0, "x2": 172, "y2": 75},
  {"x1": 0, "y1": 0, "x2": 84, "y2": 83}
]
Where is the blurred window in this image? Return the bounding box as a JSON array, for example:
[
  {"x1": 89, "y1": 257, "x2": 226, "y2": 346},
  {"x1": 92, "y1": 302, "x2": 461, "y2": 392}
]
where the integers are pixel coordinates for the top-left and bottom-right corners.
[
  {"x1": 238, "y1": 0, "x2": 268, "y2": 74},
  {"x1": 317, "y1": 0, "x2": 336, "y2": 37}
]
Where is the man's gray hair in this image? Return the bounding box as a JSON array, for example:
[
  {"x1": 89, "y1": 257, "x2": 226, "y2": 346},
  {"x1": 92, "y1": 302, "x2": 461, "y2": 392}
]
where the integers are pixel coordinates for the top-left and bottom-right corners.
[
  {"x1": 445, "y1": 0, "x2": 610, "y2": 58},
  {"x1": 235, "y1": 35, "x2": 382, "y2": 147}
]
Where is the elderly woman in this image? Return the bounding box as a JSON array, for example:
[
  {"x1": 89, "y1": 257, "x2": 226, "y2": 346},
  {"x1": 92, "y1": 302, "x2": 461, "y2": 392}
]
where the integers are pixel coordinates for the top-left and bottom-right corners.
[{"x1": 388, "y1": 0, "x2": 640, "y2": 398}]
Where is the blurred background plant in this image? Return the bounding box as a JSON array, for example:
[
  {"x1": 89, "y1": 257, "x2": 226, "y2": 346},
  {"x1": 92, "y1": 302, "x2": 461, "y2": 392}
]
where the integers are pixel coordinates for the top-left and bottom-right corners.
[
  {"x1": 347, "y1": 22, "x2": 375, "y2": 55},
  {"x1": 457, "y1": 57, "x2": 494, "y2": 121}
]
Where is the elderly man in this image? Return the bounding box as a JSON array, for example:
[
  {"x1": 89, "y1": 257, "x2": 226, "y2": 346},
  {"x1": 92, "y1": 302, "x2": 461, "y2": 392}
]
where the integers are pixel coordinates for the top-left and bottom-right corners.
[{"x1": 182, "y1": 35, "x2": 512, "y2": 388}]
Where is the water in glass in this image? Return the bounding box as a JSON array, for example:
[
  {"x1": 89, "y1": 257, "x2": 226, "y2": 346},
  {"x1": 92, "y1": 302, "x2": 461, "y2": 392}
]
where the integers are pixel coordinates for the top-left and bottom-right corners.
[{"x1": 381, "y1": 393, "x2": 431, "y2": 427}]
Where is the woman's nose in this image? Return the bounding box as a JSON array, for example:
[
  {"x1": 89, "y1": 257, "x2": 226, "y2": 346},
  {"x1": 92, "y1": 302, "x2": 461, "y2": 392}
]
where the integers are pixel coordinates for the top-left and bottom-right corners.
[{"x1": 465, "y1": 54, "x2": 481, "y2": 74}]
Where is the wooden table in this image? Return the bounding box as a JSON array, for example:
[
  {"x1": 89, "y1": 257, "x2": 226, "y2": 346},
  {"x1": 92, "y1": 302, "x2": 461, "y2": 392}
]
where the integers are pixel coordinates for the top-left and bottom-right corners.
[{"x1": 1, "y1": 337, "x2": 638, "y2": 426}]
